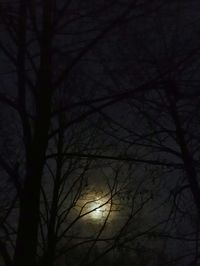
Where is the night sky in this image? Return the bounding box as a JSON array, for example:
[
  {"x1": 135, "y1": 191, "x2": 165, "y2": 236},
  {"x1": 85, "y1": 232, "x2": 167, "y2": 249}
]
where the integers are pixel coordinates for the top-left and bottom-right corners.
[{"x1": 1, "y1": 1, "x2": 200, "y2": 266}]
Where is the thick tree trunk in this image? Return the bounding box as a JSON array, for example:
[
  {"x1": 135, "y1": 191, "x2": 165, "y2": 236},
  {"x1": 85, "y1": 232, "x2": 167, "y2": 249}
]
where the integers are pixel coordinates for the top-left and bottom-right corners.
[
  {"x1": 14, "y1": 0, "x2": 53, "y2": 265},
  {"x1": 14, "y1": 95, "x2": 52, "y2": 266}
]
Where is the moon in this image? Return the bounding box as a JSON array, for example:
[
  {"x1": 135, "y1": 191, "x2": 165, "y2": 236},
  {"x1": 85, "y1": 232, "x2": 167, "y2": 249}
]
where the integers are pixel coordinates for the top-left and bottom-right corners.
[
  {"x1": 80, "y1": 192, "x2": 113, "y2": 222},
  {"x1": 87, "y1": 198, "x2": 108, "y2": 220}
]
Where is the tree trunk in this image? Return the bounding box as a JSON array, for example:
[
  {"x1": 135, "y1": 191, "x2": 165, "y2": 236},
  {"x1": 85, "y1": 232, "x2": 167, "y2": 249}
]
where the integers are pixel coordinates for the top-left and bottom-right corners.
[
  {"x1": 14, "y1": 0, "x2": 53, "y2": 265},
  {"x1": 14, "y1": 94, "x2": 52, "y2": 266},
  {"x1": 167, "y1": 87, "x2": 200, "y2": 214}
]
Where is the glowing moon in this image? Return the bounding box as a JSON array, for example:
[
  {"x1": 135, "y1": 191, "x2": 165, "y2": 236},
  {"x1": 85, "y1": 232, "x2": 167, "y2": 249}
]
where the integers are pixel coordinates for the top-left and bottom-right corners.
[
  {"x1": 87, "y1": 198, "x2": 108, "y2": 220},
  {"x1": 80, "y1": 193, "x2": 112, "y2": 222}
]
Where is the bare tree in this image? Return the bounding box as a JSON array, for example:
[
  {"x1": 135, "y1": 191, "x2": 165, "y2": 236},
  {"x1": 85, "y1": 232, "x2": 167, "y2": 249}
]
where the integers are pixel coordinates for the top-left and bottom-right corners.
[
  {"x1": 90, "y1": 1, "x2": 200, "y2": 264},
  {"x1": 0, "y1": 1, "x2": 166, "y2": 266}
]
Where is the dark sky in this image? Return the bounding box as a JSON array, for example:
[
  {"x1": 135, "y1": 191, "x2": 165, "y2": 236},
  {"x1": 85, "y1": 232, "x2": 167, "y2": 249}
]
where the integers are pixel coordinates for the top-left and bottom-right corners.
[{"x1": 1, "y1": 1, "x2": 200, "y2": 266}]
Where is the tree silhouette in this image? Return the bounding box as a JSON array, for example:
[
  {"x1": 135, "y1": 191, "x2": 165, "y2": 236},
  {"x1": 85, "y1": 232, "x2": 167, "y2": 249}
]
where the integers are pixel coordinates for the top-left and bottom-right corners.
[{"x1": 1, "y1": 1, "x2": 200, "y2": 266}]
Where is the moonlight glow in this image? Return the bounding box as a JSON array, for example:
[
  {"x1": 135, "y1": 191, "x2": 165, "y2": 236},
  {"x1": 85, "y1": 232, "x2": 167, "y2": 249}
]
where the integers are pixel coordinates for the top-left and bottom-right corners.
[
  {"x1": 79, "y1": 190, "x2": 114, "y2": 222},
  {"x1": 86, "y1": 198, "x2": 109, "y2": 220}
]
